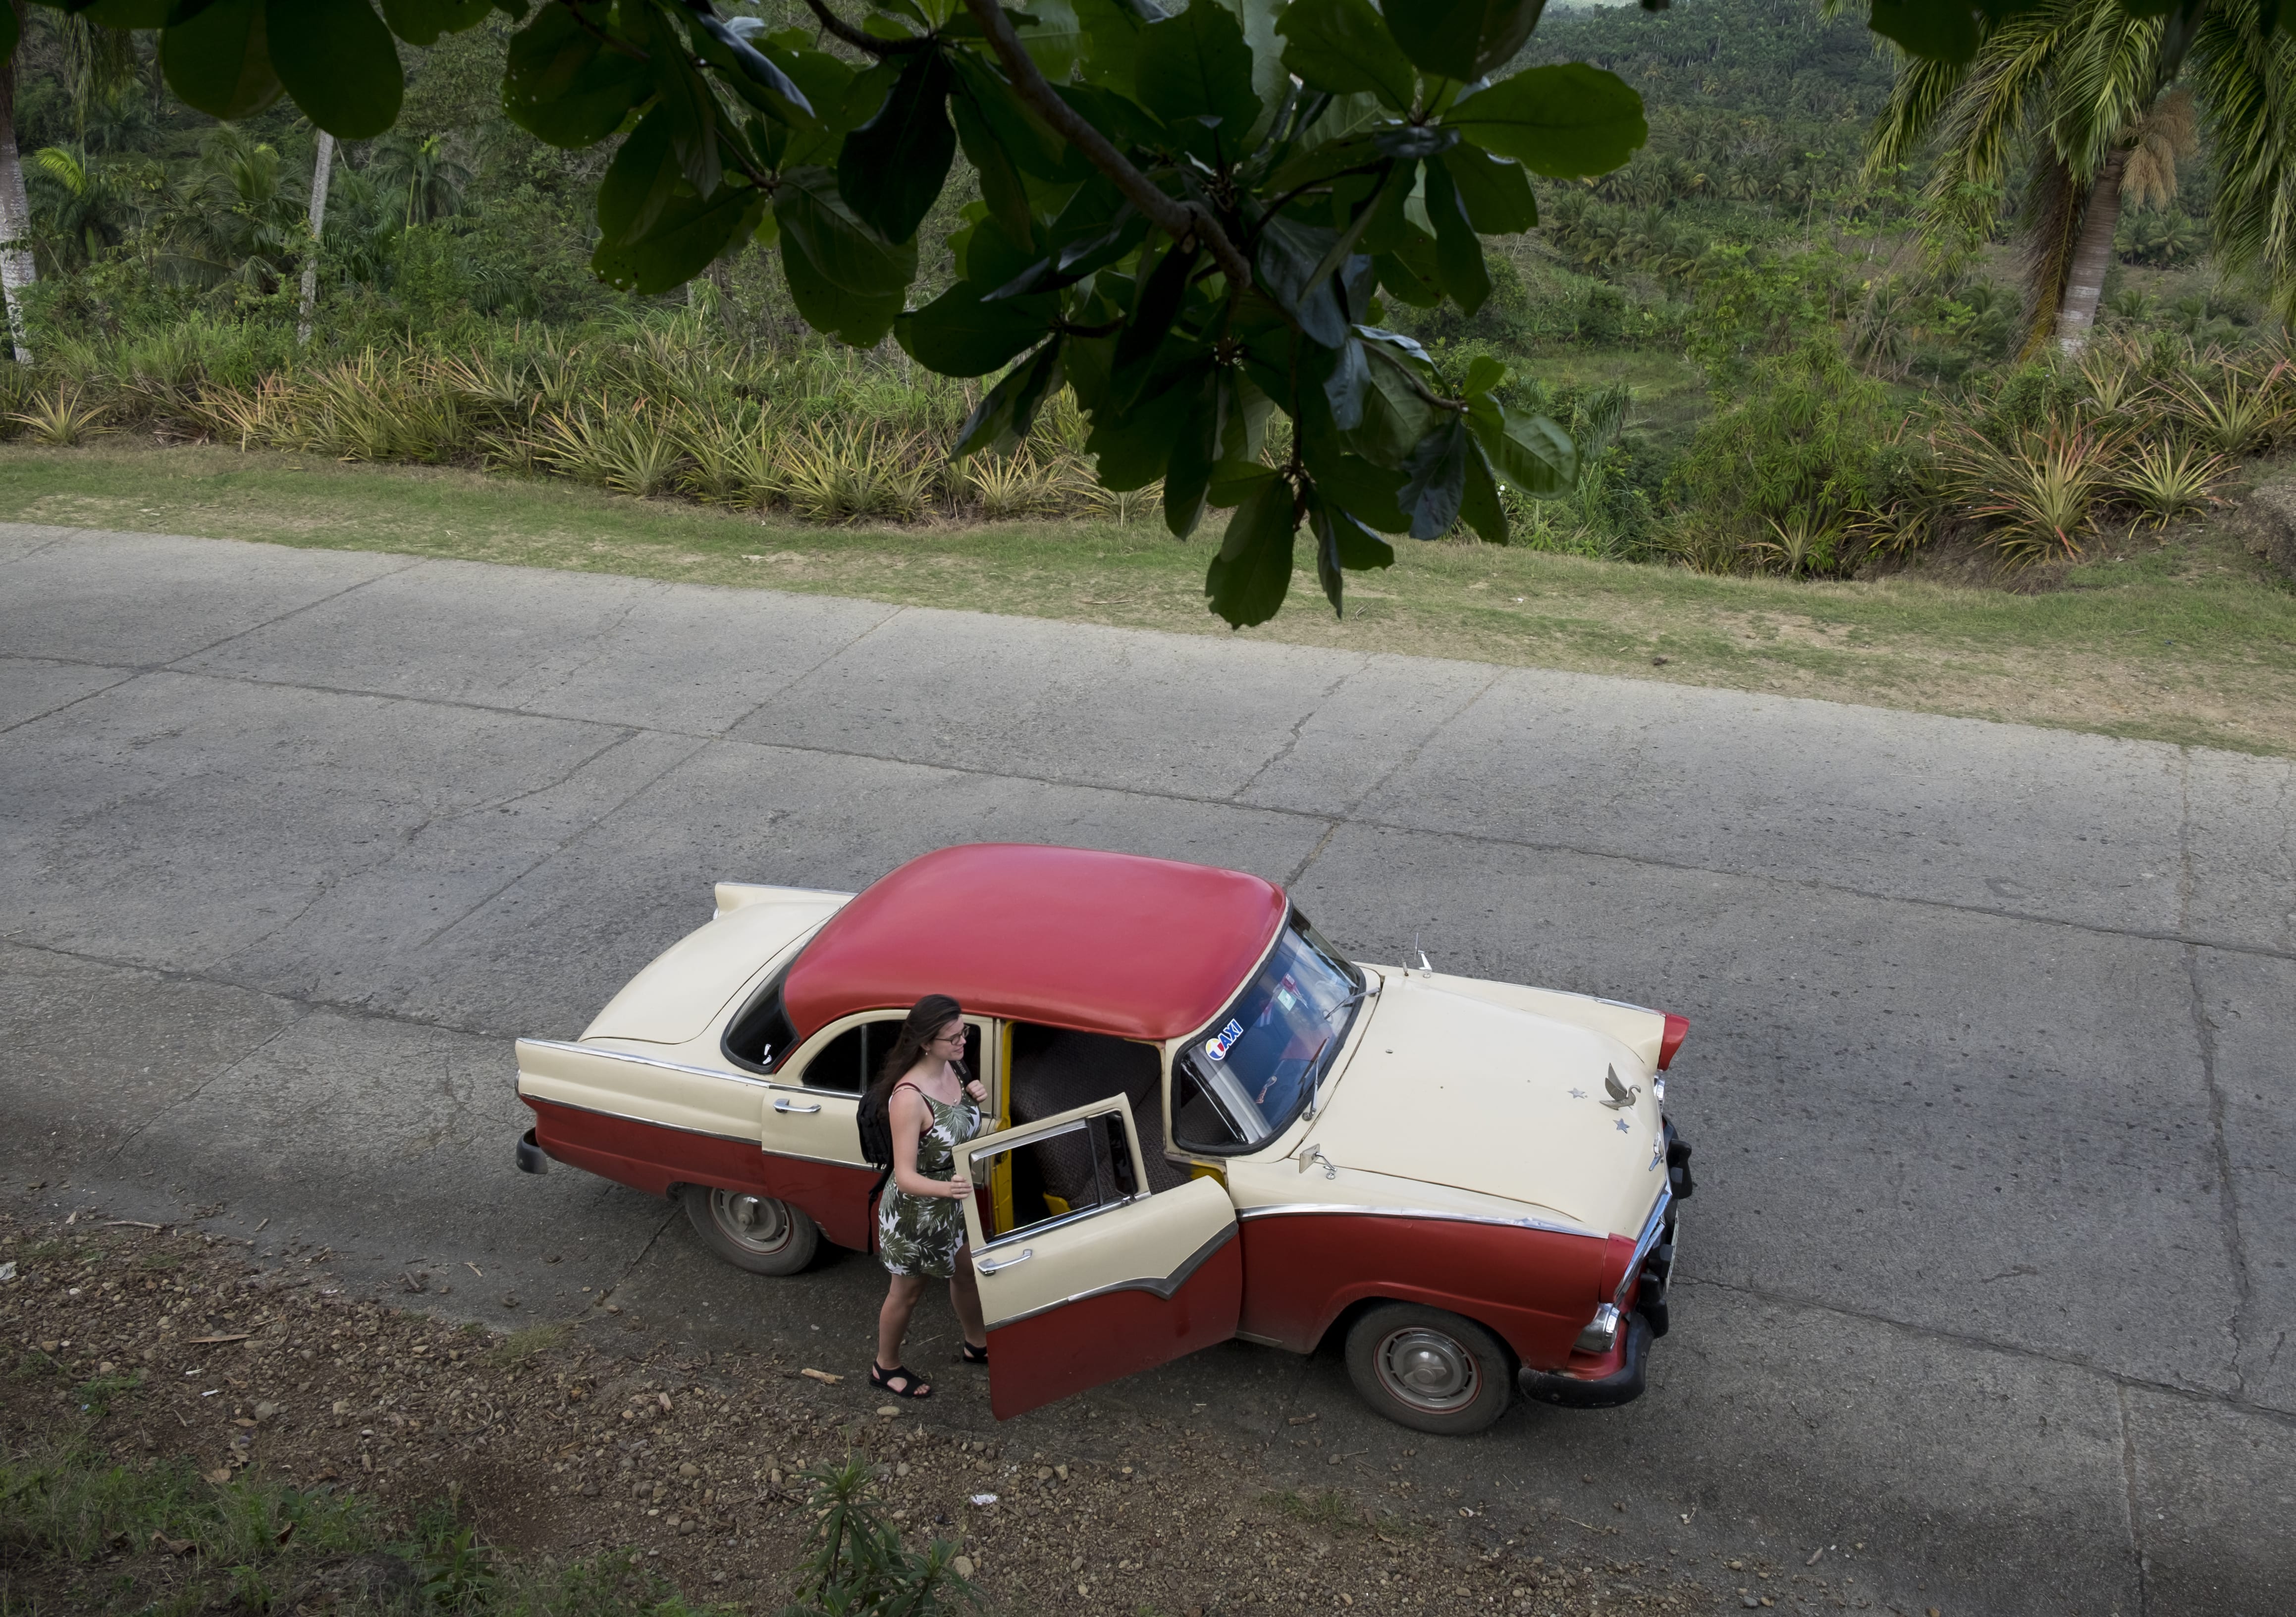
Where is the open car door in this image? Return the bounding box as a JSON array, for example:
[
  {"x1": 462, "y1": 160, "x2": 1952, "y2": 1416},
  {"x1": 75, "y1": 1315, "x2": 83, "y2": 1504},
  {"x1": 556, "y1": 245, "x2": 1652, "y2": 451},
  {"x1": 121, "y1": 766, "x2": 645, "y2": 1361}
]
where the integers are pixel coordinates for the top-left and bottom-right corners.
[{"x1": 954, "y1": 1097, "x2": 1240, "y2": 1420}]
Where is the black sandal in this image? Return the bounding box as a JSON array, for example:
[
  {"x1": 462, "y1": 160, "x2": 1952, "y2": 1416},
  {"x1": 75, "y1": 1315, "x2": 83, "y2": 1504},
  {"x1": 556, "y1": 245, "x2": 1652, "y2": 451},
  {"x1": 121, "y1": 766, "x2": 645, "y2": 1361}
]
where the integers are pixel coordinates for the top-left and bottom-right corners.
[
  {"x1": 960, "y1": 1340, "x2": 989, "y2": 1366},
  {"x1": 870, "y1": 1362, "x2": 932, "y2": 1400}
]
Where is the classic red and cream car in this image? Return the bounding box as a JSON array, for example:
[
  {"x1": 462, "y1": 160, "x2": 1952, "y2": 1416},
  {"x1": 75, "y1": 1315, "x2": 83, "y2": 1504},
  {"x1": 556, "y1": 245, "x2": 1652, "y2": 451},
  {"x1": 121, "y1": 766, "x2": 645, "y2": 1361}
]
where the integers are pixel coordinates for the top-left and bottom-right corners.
[{"x1": 513, "y1": 844, "x2": 1691, "y2": 1434}]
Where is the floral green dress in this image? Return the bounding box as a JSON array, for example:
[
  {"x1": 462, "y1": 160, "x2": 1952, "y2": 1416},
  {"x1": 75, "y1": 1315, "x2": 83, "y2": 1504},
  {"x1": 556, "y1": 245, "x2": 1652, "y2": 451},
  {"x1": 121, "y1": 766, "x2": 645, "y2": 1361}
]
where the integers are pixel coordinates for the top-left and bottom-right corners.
[{"x1": 877, "y1": 1084, "x2": 982, "y2": 1279}]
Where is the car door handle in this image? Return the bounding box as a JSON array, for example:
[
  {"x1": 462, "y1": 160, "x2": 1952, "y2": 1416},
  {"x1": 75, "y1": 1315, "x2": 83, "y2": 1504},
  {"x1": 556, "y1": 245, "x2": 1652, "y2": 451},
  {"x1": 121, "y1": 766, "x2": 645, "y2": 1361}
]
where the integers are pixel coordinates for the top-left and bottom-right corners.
[
  {"x1": 976, "y1": 1248, "x2": 1032, "y2": 1275},
  {"x1": 772, "y1": 1097, "x2": 821, "y2": 1114}
]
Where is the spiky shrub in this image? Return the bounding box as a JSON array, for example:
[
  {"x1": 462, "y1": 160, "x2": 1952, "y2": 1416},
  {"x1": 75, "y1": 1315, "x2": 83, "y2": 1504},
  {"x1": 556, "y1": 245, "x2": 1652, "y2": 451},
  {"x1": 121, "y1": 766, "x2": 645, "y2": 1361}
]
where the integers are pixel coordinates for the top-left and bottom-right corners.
[
  {"x1": 6, "y1": 389, "x2": 110, "y2": 446},
  {"x1": 2113, "y1": 439, "x2": 2233, "y2": 530},
  {"x1": 2159, "y1": 358, "x2": 2292, "y2": 455},
  {"x1": 1944, "y1": 425, "x2": 2121, "y2": 565}
]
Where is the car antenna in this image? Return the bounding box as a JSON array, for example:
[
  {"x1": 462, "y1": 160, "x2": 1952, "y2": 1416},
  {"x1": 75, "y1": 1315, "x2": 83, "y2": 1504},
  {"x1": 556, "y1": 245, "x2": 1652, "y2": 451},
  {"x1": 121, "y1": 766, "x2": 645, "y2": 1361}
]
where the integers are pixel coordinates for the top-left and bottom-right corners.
[{"x1": 1411, "y1": 931, "x2": 1433, "y2": 975}]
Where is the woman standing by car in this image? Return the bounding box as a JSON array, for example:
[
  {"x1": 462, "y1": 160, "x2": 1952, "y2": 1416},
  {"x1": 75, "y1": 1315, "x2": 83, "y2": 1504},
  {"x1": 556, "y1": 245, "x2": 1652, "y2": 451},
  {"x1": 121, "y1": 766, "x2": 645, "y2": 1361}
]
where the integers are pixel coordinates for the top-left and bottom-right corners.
[{"x1": 867, "y1": 994, "x2": 991, "y2": 1399}]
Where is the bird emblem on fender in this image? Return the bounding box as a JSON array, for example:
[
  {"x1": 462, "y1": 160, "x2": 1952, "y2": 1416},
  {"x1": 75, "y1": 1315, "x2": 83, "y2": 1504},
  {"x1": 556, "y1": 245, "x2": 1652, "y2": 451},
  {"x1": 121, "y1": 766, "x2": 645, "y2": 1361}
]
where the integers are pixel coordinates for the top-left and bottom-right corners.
[{"x1": 1600, "y1": 1065, "x2": 1640, "y2": 1111}]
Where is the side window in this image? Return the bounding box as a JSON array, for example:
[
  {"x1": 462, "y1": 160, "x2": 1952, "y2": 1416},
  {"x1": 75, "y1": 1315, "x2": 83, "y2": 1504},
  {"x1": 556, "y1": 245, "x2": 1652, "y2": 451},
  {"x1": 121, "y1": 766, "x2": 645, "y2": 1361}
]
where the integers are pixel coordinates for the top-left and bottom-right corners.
[
  {"x1": 968, "y1": 1112, "x2": 1138, "y2": 1242},
  {"x1": 723, "y1": 974, "x2": 797, "y2": 1073},
  {"x1": 794, "y1": 1018, "x2": 980, "y2": 1094}
]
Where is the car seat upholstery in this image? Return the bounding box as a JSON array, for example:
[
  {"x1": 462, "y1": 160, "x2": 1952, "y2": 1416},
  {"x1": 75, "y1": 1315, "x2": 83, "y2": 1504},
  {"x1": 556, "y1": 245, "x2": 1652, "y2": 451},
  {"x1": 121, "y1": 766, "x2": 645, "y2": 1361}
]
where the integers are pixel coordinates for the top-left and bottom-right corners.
[{"x1": 1009, "y1": 1026, "x2": 1192, "y2": 1199}]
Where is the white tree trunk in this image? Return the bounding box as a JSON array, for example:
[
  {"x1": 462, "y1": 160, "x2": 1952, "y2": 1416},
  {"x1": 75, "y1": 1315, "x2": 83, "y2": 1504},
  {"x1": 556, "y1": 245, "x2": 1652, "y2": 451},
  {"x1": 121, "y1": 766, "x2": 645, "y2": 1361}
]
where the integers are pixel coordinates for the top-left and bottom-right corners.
[
  {"x1": 2055, "y1": 150, "x2": 2128, "y2": 359},
  {"x1": 0, "y1": 15, "x2": 37, "y2": 367},
  {"x1": 297, "y1": 130, "x2": 336, "y2": 348}
]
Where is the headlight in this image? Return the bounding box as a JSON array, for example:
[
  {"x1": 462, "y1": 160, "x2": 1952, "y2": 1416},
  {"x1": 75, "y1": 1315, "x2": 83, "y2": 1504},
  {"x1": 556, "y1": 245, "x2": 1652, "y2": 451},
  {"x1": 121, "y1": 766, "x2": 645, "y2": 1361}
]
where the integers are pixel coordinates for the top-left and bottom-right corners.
[{"x1": 1574, "y1": 1302, "x2": 1621, "y2": 1354}]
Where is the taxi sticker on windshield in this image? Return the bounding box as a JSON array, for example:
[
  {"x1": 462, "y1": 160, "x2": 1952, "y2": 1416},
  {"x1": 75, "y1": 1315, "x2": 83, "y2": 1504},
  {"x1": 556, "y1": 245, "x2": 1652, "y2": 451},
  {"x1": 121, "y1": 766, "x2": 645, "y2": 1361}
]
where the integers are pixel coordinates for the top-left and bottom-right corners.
[{"x1": 1205, "y1": 1018, "x2": 1246, "y2": 1061}]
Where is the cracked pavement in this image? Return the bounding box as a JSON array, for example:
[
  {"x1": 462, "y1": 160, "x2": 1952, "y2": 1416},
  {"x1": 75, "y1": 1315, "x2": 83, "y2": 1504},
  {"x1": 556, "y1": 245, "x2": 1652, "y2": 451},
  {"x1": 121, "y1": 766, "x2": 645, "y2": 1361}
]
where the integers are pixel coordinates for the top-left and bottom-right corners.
[{"x1": 3, "y1": 523, "x2": 2293, "y2": 1615}]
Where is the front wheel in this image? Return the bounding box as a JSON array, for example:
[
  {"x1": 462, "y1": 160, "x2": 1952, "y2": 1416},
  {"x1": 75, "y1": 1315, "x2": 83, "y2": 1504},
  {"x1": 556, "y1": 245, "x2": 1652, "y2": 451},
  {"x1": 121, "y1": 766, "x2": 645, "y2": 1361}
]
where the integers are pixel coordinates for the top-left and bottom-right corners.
[
  {"x1": 682, "y1": 1185, "x2": 819, "y2": 1276},
  {"x1": 1344, "y1": 1302, "x2": 1514, "y2": 1436}
]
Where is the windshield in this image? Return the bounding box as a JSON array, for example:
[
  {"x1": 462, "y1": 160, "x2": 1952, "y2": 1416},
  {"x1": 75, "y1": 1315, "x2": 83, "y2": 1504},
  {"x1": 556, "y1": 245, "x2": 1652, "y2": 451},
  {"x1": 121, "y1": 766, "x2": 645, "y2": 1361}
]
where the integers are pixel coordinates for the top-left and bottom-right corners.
[{"x1": 1171, "y1": 911, "x2": 1364, "y2": 1154}]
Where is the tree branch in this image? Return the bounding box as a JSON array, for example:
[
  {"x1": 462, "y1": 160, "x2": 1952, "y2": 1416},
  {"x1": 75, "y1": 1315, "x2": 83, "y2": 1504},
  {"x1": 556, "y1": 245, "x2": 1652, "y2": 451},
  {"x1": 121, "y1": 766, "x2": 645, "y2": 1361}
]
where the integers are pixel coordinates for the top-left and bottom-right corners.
[
  {"x1": 956, "y1": 0, "x2": 1254, "y2": 291},
  {"x1": 800, "y1": 0, "x2": 934, "y2": 55}
]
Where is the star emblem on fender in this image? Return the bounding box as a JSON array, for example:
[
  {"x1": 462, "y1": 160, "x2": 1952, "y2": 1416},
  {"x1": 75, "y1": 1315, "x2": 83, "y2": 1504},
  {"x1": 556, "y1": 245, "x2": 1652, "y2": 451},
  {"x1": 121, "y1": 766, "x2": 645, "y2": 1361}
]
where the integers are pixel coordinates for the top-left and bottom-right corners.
[
  {"x1": 1568, "y1": 1087, "x2": 1588, "y2": 1100},
  {"x1": 1614, "y1": 1118, "x2": 1631, "y2": 1134}
]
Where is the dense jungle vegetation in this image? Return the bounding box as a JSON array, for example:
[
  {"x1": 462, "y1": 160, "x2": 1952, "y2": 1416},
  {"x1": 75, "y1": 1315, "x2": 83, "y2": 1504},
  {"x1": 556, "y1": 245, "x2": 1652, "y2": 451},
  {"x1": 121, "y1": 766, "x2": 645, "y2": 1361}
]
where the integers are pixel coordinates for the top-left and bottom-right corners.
[{"x1": 4, "y1": 0, "x2": 2292, "y2": 586}]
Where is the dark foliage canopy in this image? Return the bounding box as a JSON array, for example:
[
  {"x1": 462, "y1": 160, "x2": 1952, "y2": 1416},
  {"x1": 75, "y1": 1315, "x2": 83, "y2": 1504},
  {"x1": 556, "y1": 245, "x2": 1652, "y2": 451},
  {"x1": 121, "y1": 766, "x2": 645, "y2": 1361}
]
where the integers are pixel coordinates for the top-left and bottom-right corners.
[{"x1": 0, "y1": 0, "x2": 2260, "y2": 624}]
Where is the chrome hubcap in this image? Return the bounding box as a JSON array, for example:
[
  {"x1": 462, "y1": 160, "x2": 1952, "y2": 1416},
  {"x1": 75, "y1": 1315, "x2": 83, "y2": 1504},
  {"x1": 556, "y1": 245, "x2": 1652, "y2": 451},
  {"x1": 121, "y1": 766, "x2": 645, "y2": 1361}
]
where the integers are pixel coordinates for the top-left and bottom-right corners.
[
  {"x1": 1374, "y1": 1327, "x2": 1479, "y2": 1413},
  {"x1": 713, "y1": 1190, "x2": 792, "y2": 1254}
]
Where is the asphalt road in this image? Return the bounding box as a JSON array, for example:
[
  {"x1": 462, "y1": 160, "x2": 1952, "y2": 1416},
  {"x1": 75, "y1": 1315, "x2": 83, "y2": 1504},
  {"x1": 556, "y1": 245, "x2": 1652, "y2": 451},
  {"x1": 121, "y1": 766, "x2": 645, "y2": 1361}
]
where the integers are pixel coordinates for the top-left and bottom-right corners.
[{"x1": 3, "y1": 522, "x2": 2292, "y2": 1616}]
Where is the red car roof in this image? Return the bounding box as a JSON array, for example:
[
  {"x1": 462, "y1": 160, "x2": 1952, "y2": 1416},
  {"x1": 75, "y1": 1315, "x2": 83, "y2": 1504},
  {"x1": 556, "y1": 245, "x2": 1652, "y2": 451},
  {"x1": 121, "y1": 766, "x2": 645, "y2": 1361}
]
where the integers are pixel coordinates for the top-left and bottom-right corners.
[{"x1": 782, "y1": 844, "x2": 1288, "y2": 1043}]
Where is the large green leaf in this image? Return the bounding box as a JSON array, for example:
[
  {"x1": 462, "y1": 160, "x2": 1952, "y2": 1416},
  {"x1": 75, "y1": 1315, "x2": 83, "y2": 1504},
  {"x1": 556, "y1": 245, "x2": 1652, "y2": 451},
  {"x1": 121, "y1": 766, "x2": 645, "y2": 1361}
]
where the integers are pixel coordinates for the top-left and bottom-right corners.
[
  {"x1": 650, "y1": 49, "x2": 723, "y2": 199},
  {"x1": 839, "y1": 49, "x2": 956, "y2": 246},
  {"x1": 775, "y1": 169, "x2": 919, "y2": 296},
  {"x1": 1466, "y1": 397, "x2": 1575, "y2": 495},
  {"x1": 1422, "y1": 159, "x2": 1490, "y2": 316},
  {"x1": 78, "y1": 1, "x2": 173, "y2": 25},
  {"x1": 1457, "y1": 436, "x2": 1508, "y2": 545},
  {"x1": 502, "y1": 2, "x2": 649, "y2": 149},
  {"x1": 1396, "y1": 417, "x2": 1469, "y2": 538},
  {"x1": 1385, "y1": 0, "x2": 1547, "y2": 85},
  {"x1": 950, "y1": 340, "x2": 1065, "y2": 456},
  {"x1": 1867, "y1": 0, "x2": 1982, "y2": 63},
  {"x1": 1441, "y1": 145, "x2": 1537, "y2": 233},
  {"x1": 1308, "y1": 490, "x2": 1394, "y2": 616},
  {"x1": 1087, "y1": 366, "x2": 1206, "y2": 489},
  {"x1": 1164, "y1": 371, "x2": 1230, "y2": 538},
  {"x1": 593, "y1": 186, "x2": 764, "y2": 295},
  {"x1": 1256, "y1": 212, "x2": 1349, "y2": 347},
  {"x1": 265, "y1": 0, "x2": 402, "y2": 137},
  {"x1": 776, "y1": 169, "x2": 918, "y2": 346},
  {"x1": 595, "y1": 105, "x2": 681, "y2": 245},
  {"x1": 1446, "y1": 64, "x2": 1646, "y2": 179},
  {"x1": 1277, "y1": 0, "x2": 1414, "y2": 110},
  {"x1": 160, "y1": 0, "x2": 282, "y2": 123},
  {"x1": 897, "y1": 281, "x2": 1057, "y2": 377},
  {"x1": 379, "y1": 0, "x2": 493, "y2": 48},
  {"x1": 1206, "y1": 473, "x2": 1300, "y2": 628},
  {"x1": 1016, "y1": 0, "x2": 1087, "y2": 79},
  {"x1": 1136, "y1": 0, "x2": 1262, "y2": 153}
]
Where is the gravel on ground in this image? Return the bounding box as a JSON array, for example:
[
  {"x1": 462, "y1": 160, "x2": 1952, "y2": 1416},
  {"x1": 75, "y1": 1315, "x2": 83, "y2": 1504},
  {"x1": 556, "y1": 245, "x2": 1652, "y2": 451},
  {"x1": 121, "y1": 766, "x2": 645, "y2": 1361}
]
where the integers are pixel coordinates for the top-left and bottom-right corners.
[{"x1": 0, "y1": 1210, "x2": 1808, "y2": 1614}]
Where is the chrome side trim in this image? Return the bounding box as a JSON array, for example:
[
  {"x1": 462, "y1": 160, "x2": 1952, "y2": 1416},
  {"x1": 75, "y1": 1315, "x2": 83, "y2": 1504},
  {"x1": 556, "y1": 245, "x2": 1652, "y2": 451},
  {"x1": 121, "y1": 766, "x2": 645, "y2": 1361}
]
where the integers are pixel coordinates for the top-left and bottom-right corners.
[
  {"x1": 995, "y1": 1222, "x2": 1238, "y2": 1327},
  {"x1": 1615, "y1": 1183, "x2": 1674, "y2": 1306},
  {"x1": 524, "y1": 1095, "x2": 866, "y2": 1172},
  {"x1": 520, "y1": 1038, "x2": 862, "y2": 1100},
  {"x1": 1234, "y1": 1202, "x2": 1599, "y2": 1240},
  {"x1": 520, "y1": 1039, "x2": 773, "y2": 1090}
]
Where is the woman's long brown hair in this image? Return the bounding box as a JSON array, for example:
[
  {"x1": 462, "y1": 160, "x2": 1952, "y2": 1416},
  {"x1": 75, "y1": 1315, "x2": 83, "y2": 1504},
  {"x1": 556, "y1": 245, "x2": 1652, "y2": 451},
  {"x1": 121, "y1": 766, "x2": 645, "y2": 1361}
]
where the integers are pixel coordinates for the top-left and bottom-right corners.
[{"x1": 864, "y1": 993, "x2": 966, "y2": 1119}]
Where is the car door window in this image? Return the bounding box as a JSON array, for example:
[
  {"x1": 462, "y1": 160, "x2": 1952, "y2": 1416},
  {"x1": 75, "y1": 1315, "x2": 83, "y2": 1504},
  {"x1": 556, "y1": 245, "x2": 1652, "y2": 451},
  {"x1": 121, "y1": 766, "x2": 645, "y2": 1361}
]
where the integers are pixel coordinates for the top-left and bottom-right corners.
[
  {"x1": 795, "y1": 1018, "x2": 981, "y2": 1093},
  {"x1": 967, "y1": 1111, "x2": 1139, "y2": 1243}
]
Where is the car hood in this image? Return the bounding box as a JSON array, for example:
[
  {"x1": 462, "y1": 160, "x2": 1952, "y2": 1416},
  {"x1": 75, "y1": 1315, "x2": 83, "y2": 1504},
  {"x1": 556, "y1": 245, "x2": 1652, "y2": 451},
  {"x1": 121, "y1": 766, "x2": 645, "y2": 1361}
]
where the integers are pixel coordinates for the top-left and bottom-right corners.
[{"x1": 1309, "y1": 973, "x2": 1667, "y2": 1237}]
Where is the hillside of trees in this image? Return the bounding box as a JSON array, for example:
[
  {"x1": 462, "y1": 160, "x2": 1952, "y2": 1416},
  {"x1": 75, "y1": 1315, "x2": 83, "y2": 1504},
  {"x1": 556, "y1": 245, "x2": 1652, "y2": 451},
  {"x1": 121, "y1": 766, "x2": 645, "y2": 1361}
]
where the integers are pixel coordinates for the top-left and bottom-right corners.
[{"x1": 3, "y1": 0, "x2": 2288, "y2": 586}]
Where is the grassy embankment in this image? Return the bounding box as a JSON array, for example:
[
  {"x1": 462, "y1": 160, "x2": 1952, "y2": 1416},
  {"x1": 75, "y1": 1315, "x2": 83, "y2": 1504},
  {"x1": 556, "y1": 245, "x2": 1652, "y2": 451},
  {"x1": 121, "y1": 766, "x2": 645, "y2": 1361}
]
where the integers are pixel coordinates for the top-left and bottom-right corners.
[{"x1": 4, "y1": 439, "x2": 2294, "y2": 756}]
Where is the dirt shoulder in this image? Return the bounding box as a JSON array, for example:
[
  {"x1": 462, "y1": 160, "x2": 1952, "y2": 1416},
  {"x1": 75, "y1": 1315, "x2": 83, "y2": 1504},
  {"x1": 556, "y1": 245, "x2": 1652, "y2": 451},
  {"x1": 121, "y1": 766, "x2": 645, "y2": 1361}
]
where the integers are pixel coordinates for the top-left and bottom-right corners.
[
  {"x1": 1, "y1": 1212, "x2": 1748, "y2": 1615},
  {"x1": 4, "y1": 440, "x2": 2294, "y2": 757}
]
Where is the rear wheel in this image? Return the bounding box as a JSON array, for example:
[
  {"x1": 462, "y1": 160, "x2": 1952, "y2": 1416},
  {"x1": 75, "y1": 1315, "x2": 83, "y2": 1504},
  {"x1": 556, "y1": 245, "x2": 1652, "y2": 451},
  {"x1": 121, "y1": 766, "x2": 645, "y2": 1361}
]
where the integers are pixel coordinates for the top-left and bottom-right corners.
[
  {"x1": 682, "y1": 1186, "x2": 819, "y2": 1276},
  {"x1": 1344, "y1": 1303, "x2": 1514, "y2": 1436}
]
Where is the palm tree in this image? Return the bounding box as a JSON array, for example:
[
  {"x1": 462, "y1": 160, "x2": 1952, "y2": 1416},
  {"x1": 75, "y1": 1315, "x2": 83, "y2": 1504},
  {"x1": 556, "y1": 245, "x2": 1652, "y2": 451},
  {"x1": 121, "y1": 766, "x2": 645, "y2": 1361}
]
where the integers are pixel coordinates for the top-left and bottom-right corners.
[
  {"x1": 27, "y1": 144, "x2": 137, "y2": 271},
  {"x1": 161, "y1": 126, "x2": 306, "y2": 296},
  {"x1": 363, "y1": 132, "x2": 473, "y2": 229},
  {"x1": 0, "y1": 0, "x2": 34, "y2": 362},
  {"x1": 1869, "y1": 0, "x2": 2296, "y2": 355}
]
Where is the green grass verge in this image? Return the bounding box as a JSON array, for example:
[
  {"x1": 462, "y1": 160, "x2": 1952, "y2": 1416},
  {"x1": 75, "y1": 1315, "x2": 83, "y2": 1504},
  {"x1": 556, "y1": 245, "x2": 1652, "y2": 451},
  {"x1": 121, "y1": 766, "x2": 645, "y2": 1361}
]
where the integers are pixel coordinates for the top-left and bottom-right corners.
[{"x1": 5, "y1": 440, "x2": 2295, "y2": 755}]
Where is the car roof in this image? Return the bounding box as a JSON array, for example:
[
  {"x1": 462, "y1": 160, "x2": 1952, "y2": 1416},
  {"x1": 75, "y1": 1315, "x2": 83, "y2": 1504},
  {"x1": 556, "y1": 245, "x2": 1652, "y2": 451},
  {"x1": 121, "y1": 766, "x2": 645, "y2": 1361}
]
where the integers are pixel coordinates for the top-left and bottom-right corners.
[{"x1": 781, "y1": 843, "x2": 1288, "y2": 1043}]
